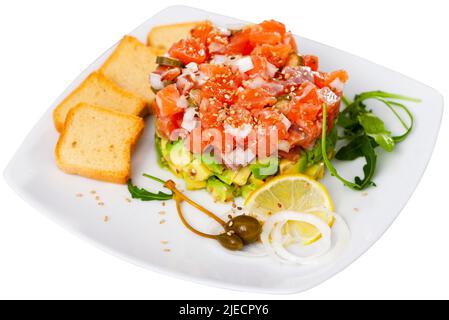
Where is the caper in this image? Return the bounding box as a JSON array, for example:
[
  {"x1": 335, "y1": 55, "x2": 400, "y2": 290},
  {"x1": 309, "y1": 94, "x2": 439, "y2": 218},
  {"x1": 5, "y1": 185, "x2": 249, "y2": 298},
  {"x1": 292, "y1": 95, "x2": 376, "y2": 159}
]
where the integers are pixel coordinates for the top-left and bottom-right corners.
[
  {"x1": 216, "y1": 233, "x2": 244, "y2": 251},
  {"x1": 226, "y1": 215, "x2": 262, "y2": 244}
]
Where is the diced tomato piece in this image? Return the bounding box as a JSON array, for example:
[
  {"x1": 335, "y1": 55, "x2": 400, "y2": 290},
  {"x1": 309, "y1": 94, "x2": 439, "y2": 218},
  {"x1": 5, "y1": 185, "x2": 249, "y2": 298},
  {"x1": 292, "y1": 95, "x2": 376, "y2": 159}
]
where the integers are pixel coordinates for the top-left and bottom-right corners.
[
  {"x1": 314, "y1": 70, "x2": 349, "y2": 89},
  {"x1": 199, "y1": 64, "x2": 229, "y2": 78},
  {"x1": 303, "y1": 55, "x2": 319, "y2": 72},
  {"x1": 154, "y1": 66, "x2": 182, "y2": 81},
  {"x1": 283, "y1": 32, "x2": 297, "y2": 51},
  {"x1": 295, "y1": 82, "x2": 320, "y2": 104},
  {"x1": 235, "y1": 88, "x2": 276, "y2": 110},
  {"x1": 156, "y1": 112, "x2": 183, "y2": 141},
  {"x1": 198, "y1": 98, "x2": 222, "y2": 129},
  {"x1": 279, "y1": 146, "x2": 302, "y2": 162},
  {"x1": 259, "y1": 20, "x2": 287, "y2": 35},
  {"x1": 249, "y1": 30, "x2": 282, "y2": 46},
  {"x1": 224, "y1": 107, "x2": 253, "y2": 128},
  {"x1": 155, "y1": 84, "x2": 183, "y2": 117},
  {"x1": 287, "y1": 124, "x2": 321, "y2": 150},
  {"x1": 190, "y1": 21, "x2": 213, "y2": 45},
  {"x1": 168, "y1": 38, "x2": 207, "y2": 64},
  {"x1": 247, "y1": 56, "x2": 272, "y2": 79},
  {"x1": 254, "y1": 108, "x2": 288, "y2": 139},
  {"x1": 200, "y1": 66, "x2": 241, "y2": 104},
  {"x1": 252, "y1": 44, "x2": 292, "y2": 67},
  {"x1": 224, "y1": 28, "x2": 254, "y2": 55}
]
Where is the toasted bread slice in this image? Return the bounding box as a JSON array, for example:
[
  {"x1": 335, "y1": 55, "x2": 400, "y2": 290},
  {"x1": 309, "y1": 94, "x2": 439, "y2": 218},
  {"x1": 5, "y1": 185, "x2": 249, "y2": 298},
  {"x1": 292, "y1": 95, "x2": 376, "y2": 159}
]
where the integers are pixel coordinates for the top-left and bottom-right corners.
[
  {"x1": 55, "y1": 103, "x2": 144, "y2": 184},
  {"x1": 147, "y1": 21, "x2": 202, "y2": 50},
  {"x1": 99, "y1": 36, "x2": 163, "y2": 106},
  {"x1": 53, "y1": 72, "x2": 146, "y2": 132}
]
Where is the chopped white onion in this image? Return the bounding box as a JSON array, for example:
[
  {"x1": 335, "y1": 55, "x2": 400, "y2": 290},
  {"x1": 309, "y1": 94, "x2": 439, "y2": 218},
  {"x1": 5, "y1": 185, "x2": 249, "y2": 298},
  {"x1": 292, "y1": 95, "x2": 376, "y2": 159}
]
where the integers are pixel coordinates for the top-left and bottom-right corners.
[
  {"x1": 224, "y1": 123, "x2": 253, "y2": 140},
  {"x1": 208, "y1": 42, "x2": 226, "y2": 54},
  {"x1": 185, "y1": 62, "x2": 199, "y2": 73},
  {"x1": 318, "y1": 87, "x2": 340, "y2": 105},
  {"x1": 226, "y1": 23, "x2": 247, "y2": 31},
  {"x1": 181, "y1": 107, "x2": 198, "y2": 132},
  {"x1": 150, "y1": 73, "x2": 164, "y2": 90},
  {"x1": 196, "y1": 71, "x2": 207, "y2": 86},
  {"x1": 176, "y1": 95, "x2": 188, "y2": 109},
  {"x1": 245, "y1": 77, "x2": 284, "y2": 95},
  {"x1": 278, "y1": 140, "x2": 291, "y2": 153},
  {"x1": 176, "y1": 76, "x2": 193, "y2": 93},
  {"x1": 233, "y1": 56, "x2": 254, "y2": 73},
  {"x1": 211, "y1": 55, "x2": 227, "y2": 65},
  {"x1": 329, "y1": 78, "x2": 345, "y2": 92},
  {"x1": 267, "y1": 62, "x2": 278, "y2": 78},
  {"x1": 280, "y1": 114, "x2": 291, "y2": 130},
  {"x1": 216, "y1": 26, "x2": 232, "y2": 36}
]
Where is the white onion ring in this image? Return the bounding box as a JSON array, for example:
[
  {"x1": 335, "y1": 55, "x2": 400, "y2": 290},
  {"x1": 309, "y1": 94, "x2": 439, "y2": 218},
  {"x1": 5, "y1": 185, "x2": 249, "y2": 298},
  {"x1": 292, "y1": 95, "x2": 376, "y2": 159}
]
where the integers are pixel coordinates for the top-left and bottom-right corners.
[
  {"x1": 262, "y1": 211, "x2": 332, "y2": 264},
  {"x1": 261, "y1": 209, "x2": 350, "y2": 265}
]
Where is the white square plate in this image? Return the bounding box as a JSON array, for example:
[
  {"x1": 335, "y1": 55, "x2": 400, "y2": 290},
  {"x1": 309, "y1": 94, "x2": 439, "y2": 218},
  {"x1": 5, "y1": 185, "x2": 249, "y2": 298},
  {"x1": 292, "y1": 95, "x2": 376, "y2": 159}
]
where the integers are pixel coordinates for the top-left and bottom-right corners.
[{"x1": 4, "y1": 6, "x2": 443, "y2": 294}]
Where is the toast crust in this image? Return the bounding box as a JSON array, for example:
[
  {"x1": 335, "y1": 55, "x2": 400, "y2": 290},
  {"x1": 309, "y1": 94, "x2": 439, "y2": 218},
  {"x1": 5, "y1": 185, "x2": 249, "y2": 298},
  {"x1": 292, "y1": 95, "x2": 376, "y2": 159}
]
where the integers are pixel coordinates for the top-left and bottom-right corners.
[
  {"x1": 55, "y1": 104, "x2": 144, "y2": 184},
  {"x1": 147, "y1": 21, "x2": 202, "y2": 50},
  {"x1": 99, "y1": 36, "x2": 160, "y2": 106},
  {"x1": 53, "y1": 71, "x2": 146, "y2": 132}
]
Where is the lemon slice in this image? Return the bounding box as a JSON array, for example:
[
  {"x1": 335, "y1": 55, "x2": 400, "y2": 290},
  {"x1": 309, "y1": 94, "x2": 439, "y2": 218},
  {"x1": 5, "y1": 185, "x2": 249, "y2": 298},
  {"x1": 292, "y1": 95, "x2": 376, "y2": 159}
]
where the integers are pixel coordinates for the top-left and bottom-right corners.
[{"x1": 245, "y1": 174, "x2": 334, "y2": 245}]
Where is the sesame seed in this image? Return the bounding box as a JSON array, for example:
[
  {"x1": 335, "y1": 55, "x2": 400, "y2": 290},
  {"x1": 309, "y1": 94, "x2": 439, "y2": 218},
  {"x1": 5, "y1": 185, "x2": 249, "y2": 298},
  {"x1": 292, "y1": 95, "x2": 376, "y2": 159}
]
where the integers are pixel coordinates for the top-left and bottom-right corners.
[
  {"x1": 160, "y1": 219, "x2": 166, "y2": 225},
  {"x1": 90, "y1": 190, "x2": 96, "y2": 195},
  {"x1": 98, "y1": 202, "x2": 105, "y2": 206},
  {"x1": 75, "y1": 193, "x2": 83, "y2": 198},
  {"x1": 103, "y1": 215, "x2": 109, "y2": 222}
]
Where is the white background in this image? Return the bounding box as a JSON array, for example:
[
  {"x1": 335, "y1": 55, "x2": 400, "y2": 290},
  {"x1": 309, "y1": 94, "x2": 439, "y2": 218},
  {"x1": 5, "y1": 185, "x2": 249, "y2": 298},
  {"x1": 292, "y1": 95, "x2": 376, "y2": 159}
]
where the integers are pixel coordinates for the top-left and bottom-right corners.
[{"x1": 0, "y1": 0, "x2": 448, "y2": 300}]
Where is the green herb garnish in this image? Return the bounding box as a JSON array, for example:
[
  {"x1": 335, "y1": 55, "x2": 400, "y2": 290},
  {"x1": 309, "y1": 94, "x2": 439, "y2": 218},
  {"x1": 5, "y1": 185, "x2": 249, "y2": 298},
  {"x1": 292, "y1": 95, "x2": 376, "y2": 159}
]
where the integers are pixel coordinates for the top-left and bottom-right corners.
[
  {"x1": 322, "y1": 91, "x2": 419, "y2": 190},
  {"x1": 127, "y1": 174, "x2": 173, "y2": 201}
]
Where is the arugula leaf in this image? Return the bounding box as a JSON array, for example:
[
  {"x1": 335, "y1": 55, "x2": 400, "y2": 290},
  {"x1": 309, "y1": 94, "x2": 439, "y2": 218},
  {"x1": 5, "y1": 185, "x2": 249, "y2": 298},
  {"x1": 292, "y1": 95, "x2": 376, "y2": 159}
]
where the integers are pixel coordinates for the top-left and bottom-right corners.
[
  {"x1": 326, "y1": 90, "x2": 418, "y2": 191},
  {"x1": 322, "y1": 104, "x2": 377, "y2": 190},
  {"x1": 127, "y1": 177, "x2": 173, "y2": 202},
  {"x1": 336, "y1": 135, "x2": 367, "y2": 161},
  {"x1": 357, "y1": 113, "x2": 395, "y2": 152}
]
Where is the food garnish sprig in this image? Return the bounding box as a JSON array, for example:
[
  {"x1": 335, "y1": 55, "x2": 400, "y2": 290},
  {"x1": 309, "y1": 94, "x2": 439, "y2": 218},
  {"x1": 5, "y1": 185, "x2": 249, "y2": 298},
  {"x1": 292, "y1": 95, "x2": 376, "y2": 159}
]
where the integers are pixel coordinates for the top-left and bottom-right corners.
[
  {"x1": 128, "y1": 174, "x2": 262, "y2": 251},
  {"x1": 322, "y1": 91, "x2": 420, "y2": 190}
]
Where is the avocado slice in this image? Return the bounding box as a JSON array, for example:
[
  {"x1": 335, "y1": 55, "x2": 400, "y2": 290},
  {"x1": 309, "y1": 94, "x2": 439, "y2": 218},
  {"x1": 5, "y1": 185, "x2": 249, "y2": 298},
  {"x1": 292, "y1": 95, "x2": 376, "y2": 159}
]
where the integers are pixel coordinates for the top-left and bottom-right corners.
[
  {"x1": 304, "y1": 162, "x2": 325, "y2": 180},
  {"x1": 168, "y1": 140, "x2": 192, "y2": 168},
  {"x1": 159, "y1": 138, "x2": 171, "y2": 163},
  {"x1": 240, "y1": 174, "x2": 265, "y2": 199},
  {"x1": 201, "y1": 153, "x2": 225, "y2": 175},
  {"x1": 241, "y1": 184, "x2": 257, "y2": 200},
  {"x1": 155, "y1": 136, "x2": 167, "y2": 168},
  {"x1": 279, "y1": 152, "x2": 308, "y2": 175},
  {"x1": 216, "y1": 169, "x2": 237, "y2": 185},
  {"x1": 251, "y1": 157, "x2": 279, "y2": 180},
  {"x1": 206, "y1": 177, "x2": 235, "y2": 203},
  {"x1": 183, "y1": 158, "x2": 213, "y2": 182},
  {"x1": 183, "y1": 174, "x2": 208, "y2": 190},
  {"x1": 233, "y1": 166, "x2": 252, "y2": 186}
]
